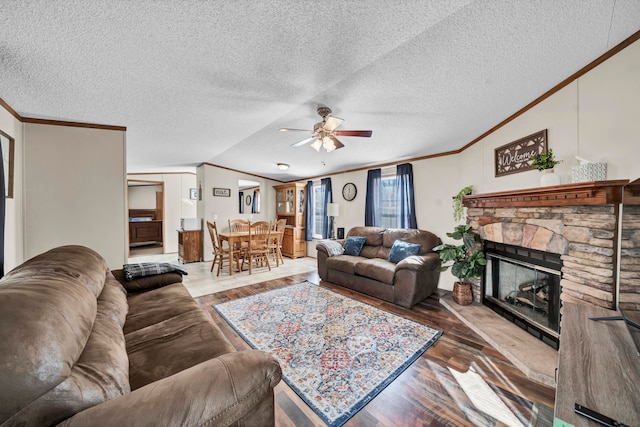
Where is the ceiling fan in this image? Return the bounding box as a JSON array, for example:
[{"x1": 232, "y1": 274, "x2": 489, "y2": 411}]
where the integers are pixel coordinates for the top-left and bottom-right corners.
[{"x1": 280, "y1": 106, "x2": 372, "y2": 152}]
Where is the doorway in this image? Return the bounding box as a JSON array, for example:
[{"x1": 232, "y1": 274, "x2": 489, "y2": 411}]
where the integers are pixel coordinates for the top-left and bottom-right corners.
[{"x1": 127, "y1": 179, "x2": 165, "y2": 258}]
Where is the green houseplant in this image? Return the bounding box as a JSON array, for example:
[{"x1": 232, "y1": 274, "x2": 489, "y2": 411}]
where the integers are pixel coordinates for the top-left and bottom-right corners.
[
  {"x1": 452, "y1": 185, "x2": 473, "y2": 222},
  {"x1": 433, "y1": 224, "x2": 487, "y2": 304},
  {"x1": 530, "y1": 149, "x2": 562, "y2": 186},
  {"x1": 530, "y1": 149, "x2": 561, "y2": 171}
]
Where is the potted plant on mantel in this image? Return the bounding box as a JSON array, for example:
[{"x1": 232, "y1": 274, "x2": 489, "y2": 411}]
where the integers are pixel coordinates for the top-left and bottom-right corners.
[
  {"x1": 452, "y1": 185, "x2": 473, "y2": 222},
  {"x1": 530, "y1": 148, "x2": 562, "y2": 186},
  {"x1": 433, "y1": 224, "x2": 487, "y2": 305}
]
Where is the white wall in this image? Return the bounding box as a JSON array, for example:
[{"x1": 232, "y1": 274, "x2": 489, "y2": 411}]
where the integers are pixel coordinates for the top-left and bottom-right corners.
[
  {"x1": 0, "y1": 105, "x2": 24, "y2": 271},
  {"x1": 23, "y1": 123, "x2": 127, "y2": 268},
  {"x1": 198, "y1": 164, "x2": 280, "y2": 262},
  {"x1": 128, "y1": 184, "x2": 162, "y2": 209}
]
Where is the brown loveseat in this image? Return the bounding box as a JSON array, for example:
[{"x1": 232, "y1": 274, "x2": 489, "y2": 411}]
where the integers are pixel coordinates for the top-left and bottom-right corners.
[
  {"x1": 0, "y1": 245, "x2": 281, "y2": 427},
  {"x1": 317, "y1": 226, "x2": 442, "y2": 308}
]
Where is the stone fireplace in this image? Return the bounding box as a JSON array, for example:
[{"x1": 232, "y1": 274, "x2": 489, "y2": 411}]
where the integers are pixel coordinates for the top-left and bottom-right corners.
[{"x1": 462, "y1": 180, "x2": 628, "y2": 348}]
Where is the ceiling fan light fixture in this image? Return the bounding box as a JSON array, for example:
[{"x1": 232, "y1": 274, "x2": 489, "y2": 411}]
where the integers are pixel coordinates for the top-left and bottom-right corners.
[
  {"x1": 277, "y1": 163, "x2": 289, "y2": 171},
  {"x1": 282, "y1": 105, "x2": 372, "y2": 153},
  {"x1": 310, "y1": 139, "x2": 323, "y2": 152},
  {"x1": 322, "y1": 136, "x2": 336, "y2": 152}
]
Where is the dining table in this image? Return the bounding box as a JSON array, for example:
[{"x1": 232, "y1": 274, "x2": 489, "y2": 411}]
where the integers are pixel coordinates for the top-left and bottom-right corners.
[{"x1": 218, "y1": 229, "x2": 283, "y2": 276}]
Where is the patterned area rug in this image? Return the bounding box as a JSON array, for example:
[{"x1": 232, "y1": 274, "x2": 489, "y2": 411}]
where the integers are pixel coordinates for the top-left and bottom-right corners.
[{"x1": 213, "y1": 281, "x2": 442, "y2": 427}]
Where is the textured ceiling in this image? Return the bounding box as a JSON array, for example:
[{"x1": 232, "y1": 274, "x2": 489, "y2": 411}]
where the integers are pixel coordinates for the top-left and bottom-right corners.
[{"x1": 1, "y1": 1, "x2": 639, "y2": 181}]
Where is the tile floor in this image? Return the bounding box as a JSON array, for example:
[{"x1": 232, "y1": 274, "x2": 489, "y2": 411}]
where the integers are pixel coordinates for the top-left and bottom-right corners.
[{"x1": 127, "y1": 250, "x2": 318, "y2": 298}]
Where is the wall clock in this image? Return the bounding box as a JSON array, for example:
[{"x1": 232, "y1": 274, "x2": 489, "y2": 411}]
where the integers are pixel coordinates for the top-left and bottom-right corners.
[{"x1": 342, "y1": 182, "x2": 357, "y2": 201}]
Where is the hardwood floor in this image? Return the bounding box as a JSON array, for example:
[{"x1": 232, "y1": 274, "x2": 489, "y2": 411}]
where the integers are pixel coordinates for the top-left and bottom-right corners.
[{"x1": 195, "y1": 272, "x2": 556, "y2": 427}]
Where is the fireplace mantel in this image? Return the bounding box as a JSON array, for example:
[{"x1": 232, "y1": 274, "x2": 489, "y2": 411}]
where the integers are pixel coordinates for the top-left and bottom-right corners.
[{"x1": 462, "y1": 180, "x2": 629, "y2": 208}]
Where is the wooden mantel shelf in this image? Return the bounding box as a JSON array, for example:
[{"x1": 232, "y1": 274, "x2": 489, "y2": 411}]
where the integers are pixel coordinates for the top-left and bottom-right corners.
[{"x1": 463, "y1": 180, "x2": 629, "y2": 208}]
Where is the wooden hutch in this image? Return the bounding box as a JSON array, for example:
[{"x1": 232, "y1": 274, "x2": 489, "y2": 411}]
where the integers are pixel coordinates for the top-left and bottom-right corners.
[{"x1": 274, "y1": 182, "x2": 306, "y2": 259}]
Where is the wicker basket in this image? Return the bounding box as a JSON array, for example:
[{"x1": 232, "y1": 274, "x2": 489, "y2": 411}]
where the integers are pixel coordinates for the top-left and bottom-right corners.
[{"x1": 452, "y1": 282, "x2": 473, "y2": 305}]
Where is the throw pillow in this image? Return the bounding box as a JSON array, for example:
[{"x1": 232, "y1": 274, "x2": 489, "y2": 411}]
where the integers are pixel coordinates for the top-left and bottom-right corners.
[
  {"x1": 387, "y1": 240, "x2": 422, "y2": 263},
  {"x1": 343, "y1": 236, "x2": 367, "y2": 256}
]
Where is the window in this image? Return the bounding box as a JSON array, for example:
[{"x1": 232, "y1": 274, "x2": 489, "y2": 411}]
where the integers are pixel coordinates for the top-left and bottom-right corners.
[
  {"x1": 312, "y1": 183, "x2": 324, "y2": 238},
  {"x1": 366, "y1": 163, "x2": 417, "y2": 229},
  {"x1": 380, "y1": 175, "x2": 398, "y2": 228}
]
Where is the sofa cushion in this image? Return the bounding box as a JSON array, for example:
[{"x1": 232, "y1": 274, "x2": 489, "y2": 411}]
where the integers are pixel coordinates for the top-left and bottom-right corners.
[
  {"x1": 383, "y1": 228, "x2": 440, "y2": 254},
  {"x1": 387, "y1": 239, "x2": 422, "y2": 263},
  {"x1": 112, "y1": 269, "x2": 183, "y2": 293},
  {"x1": 326, "y1": 255, "x2": 363, "y2": 275},
  {"x1": 126, "y1": 309, "x2": 235, "y2": 390},
  {"x1": 343, "y1": 236, "x2": 367, "y2": 256},
  {"x1": 124, "y1": 282, "x2": 200, "y2": 334},
  {"x1": 346, "y1": 226, "x2": 386, "y2": 259},
  {"x1": 353, "y1": 258, "x2": 396, "y2": 285}
]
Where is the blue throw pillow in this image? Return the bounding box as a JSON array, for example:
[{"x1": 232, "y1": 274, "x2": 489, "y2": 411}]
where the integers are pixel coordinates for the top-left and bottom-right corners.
[
  {"x1": 387, "y1": 240, "x2": 422, "y2": 263},
  {"x1": 343, "y1": 236, "x2": 367, "y2": 256}
]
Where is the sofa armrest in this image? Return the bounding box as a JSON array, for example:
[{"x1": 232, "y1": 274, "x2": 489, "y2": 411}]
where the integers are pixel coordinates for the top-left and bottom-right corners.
[
  {"x1": 395, "y1": 253, "x2": 441, "y2": 272},
  {"x1": 316, "y1": 240, "x2": 344, "y2": 257},
  {"x1": 394, "y1": 253, "x2": 442, "y2": 308},
  {"x1": 58, "y1": 350, "x2": 282, "y2": 427},
  {"x1": 111, "y1": 269, "x2": 183, "y2": 293}
]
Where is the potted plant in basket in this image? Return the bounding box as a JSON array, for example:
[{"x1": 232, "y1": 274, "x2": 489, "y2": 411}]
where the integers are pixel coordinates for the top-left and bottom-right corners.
[
  {"x1": 530, "y1": 149, "x2": 562, "y2": 186},
  {"x1": 433, "y1": 224, "x2": 487, "y2": 305}
]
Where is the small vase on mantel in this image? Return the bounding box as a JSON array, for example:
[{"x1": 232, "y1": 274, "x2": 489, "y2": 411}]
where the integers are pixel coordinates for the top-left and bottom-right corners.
[{"x1": 540, "y1": 168, "x2": 561, "y2": 186}]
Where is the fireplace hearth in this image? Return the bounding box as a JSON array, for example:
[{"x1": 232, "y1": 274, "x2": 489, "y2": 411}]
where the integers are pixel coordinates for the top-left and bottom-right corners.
[{"x1": 483, "y1": 241, "x2": 562, "y2": 349}]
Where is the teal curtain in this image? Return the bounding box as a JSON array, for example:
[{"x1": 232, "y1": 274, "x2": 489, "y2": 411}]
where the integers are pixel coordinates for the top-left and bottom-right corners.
[
  {"x1": 365, "y1": 168, "x2": 381, "y2": 226},
  {"x1": 396, "y1": 163, "x2": 417, "y2": 229}
]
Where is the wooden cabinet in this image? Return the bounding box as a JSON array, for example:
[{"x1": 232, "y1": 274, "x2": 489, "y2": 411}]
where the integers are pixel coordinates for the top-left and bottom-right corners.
[
  {"x1": 274, "y1": 183, "x2": 306, "y2": 259},
  {"x1": 178, "y1": 229, "x2": 202, "y2": 263}
]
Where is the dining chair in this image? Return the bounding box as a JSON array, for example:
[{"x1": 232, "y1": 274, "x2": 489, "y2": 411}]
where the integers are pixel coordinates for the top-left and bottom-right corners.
[
  {"x1": 242, "y1": 221, "x2": 272, "y2": 274},
  {"x1": 207, "y1": 221, "x2": 239, "y2": 276},
  {"x1": 228, "y1": 218, "x2": 250, "y2": 258},
  {"x1": 269, "y1": 218, "x2": 287, "y2": 267},
  {"x1": 228, "y1": 218, "x2": 250, "y2": 232}
]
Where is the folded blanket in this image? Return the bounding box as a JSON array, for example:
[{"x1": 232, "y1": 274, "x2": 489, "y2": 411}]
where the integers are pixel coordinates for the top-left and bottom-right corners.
[
  {"x1": 123, "y1": 262, "x2": 189, "y2": 281},
  {"x1": 316, "y1": 240, "x2": 344, "y2": 257}
]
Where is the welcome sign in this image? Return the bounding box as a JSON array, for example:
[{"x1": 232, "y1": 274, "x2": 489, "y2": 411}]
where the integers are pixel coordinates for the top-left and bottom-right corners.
[{"x1": 495, "y1": 129, "x2": 547, "y2": 177}]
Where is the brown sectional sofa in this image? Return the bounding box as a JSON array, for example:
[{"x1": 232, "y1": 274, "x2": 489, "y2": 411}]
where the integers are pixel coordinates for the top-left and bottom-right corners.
[
  {"x1": 316, "y1": 226, "x2": 442, "y2": 308},
  {"x1": 0, "y1": 245, "x2": 281, "y2": 427}
]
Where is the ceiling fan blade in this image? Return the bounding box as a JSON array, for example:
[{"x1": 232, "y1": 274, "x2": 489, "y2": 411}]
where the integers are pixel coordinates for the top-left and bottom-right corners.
[
  {"x1": 334, "y1": 130, "x2": 373, "y2": 137},
  {"x1": 323, "y1": 116, "x2": 344, "y2": 131},
  {"x1": 329, "y1": 136, "x2": 345, "y2": 150},
  {"x1": 280, "y1": 127, "x2": 313, "y2": 132},
  {"x1": 291, "y1": 136, "x2": 318, "y2": 147}
]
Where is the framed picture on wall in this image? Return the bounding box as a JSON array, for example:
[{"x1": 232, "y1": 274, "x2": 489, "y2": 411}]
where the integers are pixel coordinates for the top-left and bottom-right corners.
[
  {"x1": 213, "y1": 187, "x2": 231, "y2": 197},
  {"x1": 495, "y1": 129, "x2": 547, "y2": 177}
]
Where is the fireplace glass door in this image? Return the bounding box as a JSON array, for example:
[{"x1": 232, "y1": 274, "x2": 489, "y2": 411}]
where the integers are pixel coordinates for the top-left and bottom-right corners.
[{"x1": 484, "y1": 246, "x2": 561, "y2": 348}]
